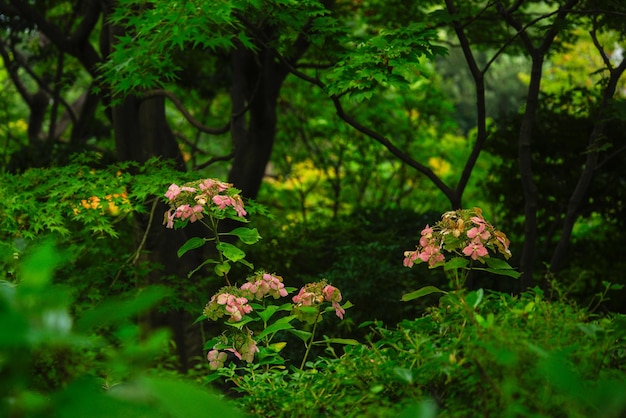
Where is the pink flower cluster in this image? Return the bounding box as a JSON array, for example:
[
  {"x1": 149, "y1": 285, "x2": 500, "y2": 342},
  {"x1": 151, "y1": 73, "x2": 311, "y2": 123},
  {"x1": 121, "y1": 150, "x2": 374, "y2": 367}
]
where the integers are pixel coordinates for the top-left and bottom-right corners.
[
  {"x1": 403, "y1": 208, "x2": 512, "y2": 268},
  {"x1": 241, "y1": 273, "x2": 289, "y2": 299},
  {"x1": 293, "y1": 282, "x2": 345, "y2": 319},
  {"x1": 207, "y1": 330, "x2": 259, "y2": 368},
  {"x1": 163, "y1": 178, "x2": 247, "y2": 229},
  {"x1": 204, "y1": 288, "x2": 253, "y2": 322},
  {"x1": 207, "y1": 349, "x2": 227, "y2": 370},
  {"x1": 403, "y1": 225, "x2": 445, "y2": 267}
]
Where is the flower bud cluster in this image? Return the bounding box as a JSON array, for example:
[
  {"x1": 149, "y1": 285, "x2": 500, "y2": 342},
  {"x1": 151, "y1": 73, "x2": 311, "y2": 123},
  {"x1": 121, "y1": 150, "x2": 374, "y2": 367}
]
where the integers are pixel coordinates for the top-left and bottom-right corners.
[
  {"x1": 404, "y1": 207, "x2": 511, "y2": 268},
  {"x1": 241, "y1": 272, "x2": 288, "y2": 299},
  {"x1": 163, "y1": 178, "x2": 246, "y2": 228}
]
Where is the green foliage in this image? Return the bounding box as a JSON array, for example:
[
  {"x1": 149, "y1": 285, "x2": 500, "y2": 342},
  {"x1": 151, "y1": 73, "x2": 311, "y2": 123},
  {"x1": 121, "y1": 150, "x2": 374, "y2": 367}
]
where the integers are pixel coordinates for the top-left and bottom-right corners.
[
  {"x1": 0, "y1": 239, "x2": 245, "y2": 417},
  {"x1": 0, "y1": 156, "x2": 206, "y2": 318},
  {"x1": 102, "y1": 0, "x2": 330, "y2": 96},
  {"x1": 0, "y1": 155, "x2": 187, "y2": 241},
  {"x1": 233, "y1": 288, "x2": 626, "y2": 417},
  {"x1": 325, "y1": 23, "x2": 447, "y2": 101},
  {"x1": 248, "y1": 208, "x2": 444, "y2": 331}
]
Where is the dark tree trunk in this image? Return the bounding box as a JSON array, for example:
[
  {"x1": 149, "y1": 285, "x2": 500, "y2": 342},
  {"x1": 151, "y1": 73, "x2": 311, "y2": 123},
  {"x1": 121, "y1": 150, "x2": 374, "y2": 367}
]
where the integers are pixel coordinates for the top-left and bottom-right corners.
[
  {"x1": 517, "y1": 55, "x2": 543, "y2": 291},
  {"x1": 549, "y1": 57, "x2": 626, "y2": 274},
  {"x1": 228, "y1": 45, "x2": 289, "y2": 198}
]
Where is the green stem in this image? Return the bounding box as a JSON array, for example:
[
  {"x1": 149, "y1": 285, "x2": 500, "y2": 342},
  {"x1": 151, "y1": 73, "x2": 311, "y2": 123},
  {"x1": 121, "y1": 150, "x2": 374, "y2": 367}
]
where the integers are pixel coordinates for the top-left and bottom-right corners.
[
  {"x1": 299, "y1": 310, "x2": 322, "y2": 370},
  {"x1": 204, "y1": 216, "x2": 231, "y2": 286}
]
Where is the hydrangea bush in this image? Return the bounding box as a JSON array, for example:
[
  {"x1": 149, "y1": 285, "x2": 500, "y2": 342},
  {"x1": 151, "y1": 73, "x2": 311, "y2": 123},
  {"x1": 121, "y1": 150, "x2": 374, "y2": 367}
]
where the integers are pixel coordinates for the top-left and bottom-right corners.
[{"x1": 162, "y1": 179, "x2": 353, "y2": 376}]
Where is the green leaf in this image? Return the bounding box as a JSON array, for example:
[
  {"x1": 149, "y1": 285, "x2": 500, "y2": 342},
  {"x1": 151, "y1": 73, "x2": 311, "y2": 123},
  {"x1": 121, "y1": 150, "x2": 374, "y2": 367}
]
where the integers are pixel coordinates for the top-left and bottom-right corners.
[
  {"x1": 237, "y1": 258, "x2": 254, "y2": 270},
  {"x1": 394, "y1": 367, "x2": 414, "y2": 384},
  {"x1": 485, "y1": 258, "x2": 515, "y2": 270},
  {"x1": 484, "y1": 268, "x2": 521, "y2": 279},
  {"x1": 256, "y1": 321, "x2": 295, "y2": 340},
  {"x1": 224, "y1": 316, "x2": 258, "y2": 329},
  {"x1": 313, "y1": 338, "x2": 359, "y2": 345},
  {"x1": 224, "y1": 227, "x2": 262, "y2": 244},
  {"x1": 177, "y1": 237, "x2": 207, "y2": 258},
  {"x1": 401, "y1": 286, "x2": 447, "y2": 302},
  {"x1": 216, "y1": 242, "x2": 246, "y2": 262},
  {"x1": 465, "y1": 288, "x2": 484, "y2": 309},
  {"x1": 287, "y1": 329, "x2": 313, "y2": 342},
  {"x1": 76, "y1": 286, "x2": 170, "y2": 332},
  {"x1": 214, "y1": 262, "x2": 231, "y2": 276},
  {"x1": 444, "y1": 257, "x2": 469, "y2": 271},
  {"x1": 256, "y1": 304, "x2": 280, "y2": 323},
  {"x1": 141, "y1": 376, "x2": 244, "y2": 418}
]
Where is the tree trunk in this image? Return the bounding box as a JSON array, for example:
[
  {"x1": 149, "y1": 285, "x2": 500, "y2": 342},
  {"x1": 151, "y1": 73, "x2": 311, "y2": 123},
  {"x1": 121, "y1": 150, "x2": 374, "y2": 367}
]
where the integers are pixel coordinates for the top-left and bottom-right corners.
[
  {"x1": 549, "y1": 58, "x2": 626, "y2": 274},
  {"x1": 517, "y1": 55, "x2": 543, "y2": 291},
  {"x1": 228, "y1": 44, "x2": 289, "y2": 199}
]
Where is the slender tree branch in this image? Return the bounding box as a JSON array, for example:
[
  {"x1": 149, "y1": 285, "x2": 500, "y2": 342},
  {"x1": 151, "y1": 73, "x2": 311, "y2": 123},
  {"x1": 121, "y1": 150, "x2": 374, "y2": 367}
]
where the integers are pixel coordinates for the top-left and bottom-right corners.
[
  {"x1": 195, "y1": 151, "x2": 236, "y2": 170},
  {"x1": 141, "y1": 89, "x2": 231, "y2": 135},
  {"x1": 589, "y1": 25, "x2": 613, "y2": 69},
  {"x1": 445, "y1": 0, "x2": 488, "y2": 207}
]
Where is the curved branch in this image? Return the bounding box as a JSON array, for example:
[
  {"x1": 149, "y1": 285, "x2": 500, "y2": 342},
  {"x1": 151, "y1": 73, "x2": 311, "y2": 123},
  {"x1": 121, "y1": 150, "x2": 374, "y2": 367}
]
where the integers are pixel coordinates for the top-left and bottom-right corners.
[
  {"x1": 141, "y1": 89, "x2": 230, "y2": 135},
  {"x1": 7, "y1": 0, "x2": 103, "y2": 76},
  {"x1": 195, "y1": 151, "x2": 235, "y2": 170},
  {"x1": 589, "y1": 24, "x2": 612, "y2": 69},
  {"x1": 250, "y1": 19, "x2": 458, "y2": 205},
  {"x1": 445, "y1": 0, "x2": 488, "y2": 205}
]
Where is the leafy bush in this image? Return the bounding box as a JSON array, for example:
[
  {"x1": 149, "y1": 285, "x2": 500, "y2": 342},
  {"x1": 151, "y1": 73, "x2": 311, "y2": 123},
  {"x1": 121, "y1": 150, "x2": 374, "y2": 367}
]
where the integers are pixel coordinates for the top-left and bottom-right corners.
[
  {"x1": 232, "y1": 288, "x2": 626, "y2": 417},
  {"x1": 0, "y1": 239, "x2": 245, "y2": 417}
]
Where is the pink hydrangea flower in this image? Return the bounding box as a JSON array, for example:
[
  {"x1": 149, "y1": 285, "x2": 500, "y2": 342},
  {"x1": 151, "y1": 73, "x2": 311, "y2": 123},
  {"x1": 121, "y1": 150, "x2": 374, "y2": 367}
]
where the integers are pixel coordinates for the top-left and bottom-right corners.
[
  {"x1": 164, "y1": 210, "x2": 175, "y2": 229},
  {"x1": 292, "y1": 288, "x2": 317, "y2": 306},
  {"x1": 323, "y1": 285, "x2": 341, "y2": 303},
  {"x1": 216, "y1": 293, "x2": 253, "y2": 322},
  {"x1": 207, "y1": 349, "x2": 227, "y2": 370},
  {"x1": 419, "y1": 225, "x2": 434, "y2": 247},
  {"x1": 199, "y1": 178, "x2": 230, "y2": 192},
  {"x1": 212, "y1": 195, "x2": 247, "y2": 217},
  {"x1": 418, "y1": 245, "x2": 445, "y2": 267},
  {"x1": 403, "y1": 250, "x2": 419, "y2": 267},
  {"x1": 323, "y1": 286, "x2": 345, "y2": 319},
  {"x1": 241, "y1": 273, "x2": 288, "y2": 299},
  {"x1": 165, "y1": 184, "x2": 181, "y2": 201},
  {"x1": 462, "y1": 239, "x2": 489, "y2": 260},
  {"x1": 467, "y1": 222, "x2": 491, "y2": 241},
  {"x1": 175, "y1": 204, "x2": 204, "y2": 223}
]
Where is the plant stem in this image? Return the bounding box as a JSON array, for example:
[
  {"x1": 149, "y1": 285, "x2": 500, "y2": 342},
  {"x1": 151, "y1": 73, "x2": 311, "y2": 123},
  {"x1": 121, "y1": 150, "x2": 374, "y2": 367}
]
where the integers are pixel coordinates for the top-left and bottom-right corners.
[{"x1": 299, "y1": 310, "x2": 321, "y2": 370}]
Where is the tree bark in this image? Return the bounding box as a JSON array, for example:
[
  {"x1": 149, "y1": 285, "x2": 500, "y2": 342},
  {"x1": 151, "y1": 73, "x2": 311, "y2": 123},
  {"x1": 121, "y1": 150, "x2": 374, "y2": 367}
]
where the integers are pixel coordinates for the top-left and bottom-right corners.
[
  {"x1": 228, "y1": 44, "x2": 289, "y2": 198},
  {"x1": 549, "y1": 56, "x2": 626, "y2": 274}
]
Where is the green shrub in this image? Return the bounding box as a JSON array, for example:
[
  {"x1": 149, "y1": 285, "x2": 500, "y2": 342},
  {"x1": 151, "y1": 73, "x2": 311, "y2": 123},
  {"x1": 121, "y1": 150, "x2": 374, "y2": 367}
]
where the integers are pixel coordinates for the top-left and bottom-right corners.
[
  {"x1": 232, "y1": 288, "x2": 626, "y2": 417},
  {"x1": 0, "y1": 239, "x2": 245, "y2": 417}
]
